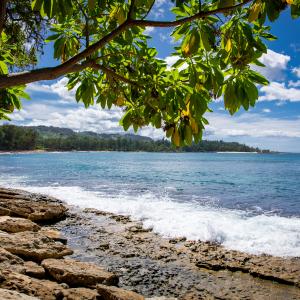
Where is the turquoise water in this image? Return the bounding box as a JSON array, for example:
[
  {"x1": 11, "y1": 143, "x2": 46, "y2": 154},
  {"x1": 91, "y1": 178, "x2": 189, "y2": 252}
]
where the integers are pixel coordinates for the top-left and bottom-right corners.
[{"x1": 0, "y1": 152, "x2": 299, "y2": 257}]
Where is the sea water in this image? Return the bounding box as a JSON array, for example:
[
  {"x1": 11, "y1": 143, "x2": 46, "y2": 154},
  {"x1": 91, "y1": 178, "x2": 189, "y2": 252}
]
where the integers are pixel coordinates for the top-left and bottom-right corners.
[{"x1": 0, "y1": 152, "x2": 299, "y2": 257}]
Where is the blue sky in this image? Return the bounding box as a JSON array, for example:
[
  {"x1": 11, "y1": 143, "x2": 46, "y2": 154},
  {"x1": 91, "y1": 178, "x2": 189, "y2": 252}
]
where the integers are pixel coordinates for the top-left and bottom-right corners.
[{"x1": 4, "y1": 1, "x2": 300, "y2": 152}]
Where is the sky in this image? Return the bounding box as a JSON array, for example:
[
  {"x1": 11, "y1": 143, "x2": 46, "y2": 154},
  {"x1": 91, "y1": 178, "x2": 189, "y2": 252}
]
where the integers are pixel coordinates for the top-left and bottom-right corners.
[{"x1": 4, "y1": 1, "x2": 300, "y2": 152}]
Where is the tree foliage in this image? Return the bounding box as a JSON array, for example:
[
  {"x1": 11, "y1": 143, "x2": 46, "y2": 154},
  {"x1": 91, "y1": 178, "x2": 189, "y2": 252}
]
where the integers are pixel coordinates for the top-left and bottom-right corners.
[{"x1": 0, "y1": 0, "x2": 299, "y2": 145}]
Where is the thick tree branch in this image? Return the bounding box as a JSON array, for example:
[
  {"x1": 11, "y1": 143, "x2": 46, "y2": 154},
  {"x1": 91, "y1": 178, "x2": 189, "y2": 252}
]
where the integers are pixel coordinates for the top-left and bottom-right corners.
[
  {"x1": 0, "y1": 61, "x2": 94, "y2": 88},
  {"x1": 0, "y1": 0, "x2": 252, "y2": 89}
]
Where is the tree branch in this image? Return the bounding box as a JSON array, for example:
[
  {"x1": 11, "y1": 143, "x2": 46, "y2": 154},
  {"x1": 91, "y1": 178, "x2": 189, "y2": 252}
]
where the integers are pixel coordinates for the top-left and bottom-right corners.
[
  {"x1": 92, "y1": 64, "x2": 141, "y2": 88},
  {"x1": 0, "y1": 0, "x2": 252, "y2": 89},
  {"x1": 132, "y1": 0, "x2": 252, "y2": 27},
  {"x1": 128, "y1": 0, "x2": 136, "y2": 20}
]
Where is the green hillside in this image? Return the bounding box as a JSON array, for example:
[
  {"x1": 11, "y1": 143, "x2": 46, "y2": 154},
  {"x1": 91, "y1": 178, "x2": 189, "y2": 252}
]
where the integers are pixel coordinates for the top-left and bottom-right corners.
[{"x1": 0, "y1": 125, "x2": 270, "y2": 153}]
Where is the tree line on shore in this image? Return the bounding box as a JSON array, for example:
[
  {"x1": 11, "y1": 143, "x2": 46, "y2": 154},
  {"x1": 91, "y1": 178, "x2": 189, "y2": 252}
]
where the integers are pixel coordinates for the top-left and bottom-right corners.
[{"x1": 0, "y1": 125, "x2": 268, "y2": 153}]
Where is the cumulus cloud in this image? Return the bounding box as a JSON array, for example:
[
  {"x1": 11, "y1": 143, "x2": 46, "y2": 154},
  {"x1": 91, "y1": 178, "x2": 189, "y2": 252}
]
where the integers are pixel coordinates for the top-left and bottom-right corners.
[
  {"x1": 206, "y1": 112, "x2": 300, "y2": 139},
  {"x1": 259, "y1": 82, "x2": 300, "y2": 102},
  {"x1": 252, "y1": 49, "x2": 290, "y2": 81},
  {"x1": 27, "y1": 78, "x2": 76, "y2": 103}
]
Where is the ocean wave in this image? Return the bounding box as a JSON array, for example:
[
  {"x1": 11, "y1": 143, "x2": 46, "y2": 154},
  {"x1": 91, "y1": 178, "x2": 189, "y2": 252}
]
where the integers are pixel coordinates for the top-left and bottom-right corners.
[{"x1": 1, "y1": 181, "x2": 299, "y2": 258}]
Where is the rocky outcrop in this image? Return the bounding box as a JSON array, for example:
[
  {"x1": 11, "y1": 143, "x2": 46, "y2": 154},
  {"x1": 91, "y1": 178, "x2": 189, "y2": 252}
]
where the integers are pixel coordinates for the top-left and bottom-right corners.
[
  {"x1": 1, "y1": 187, "x2": 300, "y2": 300},
  {"x1": 0, "y1": 288, "x2": 39, "y2": 300},
  {"x1": 0, "y1": 188, "x2": 67, "y2": 222},
  {"x1": 24, "y1": 261, "x2": 46, "y2": 279},
  {"x1": 186, "y1": 241, "x2": 300, "y2": 287},
  {"x1": 0, "y1": 270, "x2": 66, "y2": 300},
  {"x1": 97, "y1": 284, "x2": 145, "y2": 300},
  {"x1": 61, "y1": 288, "x2": 99, "y2": 300},
  {"x1": 0, "y1": 247, "x2": 25, "y2": 274},
  {"x1": 0, "y1": 231, "x2": 73, "y2": 262},
  {"x1": 42, "y1": 258, "x2": 118, "y2": 288},
  {"x1": 0, "y1": 216, "x2": 40, "y2": 233}
]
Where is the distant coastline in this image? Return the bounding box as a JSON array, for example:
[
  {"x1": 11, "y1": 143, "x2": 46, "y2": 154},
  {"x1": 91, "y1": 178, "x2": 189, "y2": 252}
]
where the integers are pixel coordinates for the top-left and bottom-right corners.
[{"x1": 0, "y1": 124, "x2": 272, "y2": 153}]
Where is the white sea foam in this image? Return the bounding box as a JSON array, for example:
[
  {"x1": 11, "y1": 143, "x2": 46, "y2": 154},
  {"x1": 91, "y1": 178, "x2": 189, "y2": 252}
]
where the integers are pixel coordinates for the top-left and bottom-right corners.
[{"x1": 2, "y1": 182, "x2": 299, "y2": 258}]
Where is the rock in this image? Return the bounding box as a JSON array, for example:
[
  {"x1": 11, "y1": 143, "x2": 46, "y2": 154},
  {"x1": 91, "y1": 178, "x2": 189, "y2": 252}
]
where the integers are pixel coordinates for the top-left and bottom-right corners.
[
  {"x1": 193, "y1": 243, "x2": 300, "y2": 287},
  {"x1": 0, "y1": 216, "x2": 40, "y2": 233},
  {"x1": 42, "y1": 258, "x2": 118, "y2": 288},
  {"x1": 40, "y1": 228, "x2": 68, "y2": 244},
  {"x1": 146, "y1": 298, "x2": 178, "y2": 300},
  {"x1": 0, "y1": 231, "x2": 73, "y2": 262},
  {"x1": 61, "y1": 288, "x2": 99, "y2": 300},
  {"x1": 97, "y1": 284, "x2": 145, "y2": 300},
  {"x1": 24, "y1": 261, "x2": 45, "y2": 279},
  {"x1": 0, "y1": 270, "x2": 65, "y2": 300},
  {"x1": 0, "y1": 247, "x2": 26, "y2": 274},
  {"x1": 0, "y1": 288, "x2": 39, "y2": 300},
  {"x1": 0, "y1": 188, "x2": 67, "y2": 222}
]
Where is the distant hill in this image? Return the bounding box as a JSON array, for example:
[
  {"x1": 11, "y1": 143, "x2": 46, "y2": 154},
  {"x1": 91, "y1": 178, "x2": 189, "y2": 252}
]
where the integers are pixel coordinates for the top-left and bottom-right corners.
[{"x1": 0, "y1": 125, "x2": 270, "y2": 153}]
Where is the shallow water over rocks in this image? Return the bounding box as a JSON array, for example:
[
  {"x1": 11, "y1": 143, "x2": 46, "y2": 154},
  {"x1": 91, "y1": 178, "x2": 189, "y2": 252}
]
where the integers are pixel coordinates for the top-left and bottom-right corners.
[{"x1": 53, "y1": 207, "x2": 300, "y2": 299}]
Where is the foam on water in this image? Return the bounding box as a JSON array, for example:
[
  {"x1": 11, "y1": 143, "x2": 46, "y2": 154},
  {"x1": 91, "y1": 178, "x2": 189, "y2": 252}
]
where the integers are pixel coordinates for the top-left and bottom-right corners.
[{"x1": 2, "y1": 180, "x2": 299, "y2": 258}]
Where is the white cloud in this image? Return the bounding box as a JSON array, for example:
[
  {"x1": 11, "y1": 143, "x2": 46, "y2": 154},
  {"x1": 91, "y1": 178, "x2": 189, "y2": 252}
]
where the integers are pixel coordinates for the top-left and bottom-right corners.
[
  {"x1": 164, "y1": 55, "x2": 188, "y2": 71},
  {"x1": 144, "y1": 26, "x2": 155, "y2": 35},
  {"x1": 262, "y1": 108, "x2": 271, "y2": 113},
  {"x1": 206, "y1": 112, "x2": 300, "y2": 139},
  {"x1": 27, "y1": 77, "x2": 76, "y2": 103},
  {"x1": 259, "y1": 81, "x2": 300, "y2": 102},
  {"x1": 288, "y1": 80, "x2": 300, "y2": 88},
  {"x1": 252, "y1": 49, "x2": 290, "y2": 81},
  {"x1": 292, "y1": 67, "x2": 300, "y2": 78}
]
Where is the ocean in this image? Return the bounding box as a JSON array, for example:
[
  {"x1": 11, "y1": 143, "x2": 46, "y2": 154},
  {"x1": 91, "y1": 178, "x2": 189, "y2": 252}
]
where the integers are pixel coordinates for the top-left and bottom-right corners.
[{"x1": 0, "y1": 151, "x2": 299, "y2": 257}]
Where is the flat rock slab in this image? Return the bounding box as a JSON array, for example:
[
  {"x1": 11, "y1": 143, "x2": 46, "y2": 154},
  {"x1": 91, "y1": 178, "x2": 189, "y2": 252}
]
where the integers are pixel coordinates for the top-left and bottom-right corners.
[
  {"x1": 0, "y1": 288, "x2": 39, "y2": 300},
  {"x1": 0, "y1": 270, "x2": 65, "y2": 300},
  {"x1": 0, "y1": 188, "x2": 67, "y2": 222},
  {"x1": 190, "y1": 242, "x2": 300, "y2": 287},
  {"x1": 61, "y1": 288, "x2": 99, "y2": 300},
  {"x1": 40, "y1": 228, "x2": 68, "y2": 244},
  {"x1": 0, "y1": 231, "x2": 73, "y2": 262},
  {"x1": 0, "y1": 216, "x2": 40, "y2": 233},
  {"x1": 0, "y1": 247, "x2": 26, "y2": 274},
  {"x1": 97, "y1": 284, "x2": 145, "y2": 300},
  {"x1": 24, "y1": 261, "x2": 46, "y2": 279},
  {"x1": 42, "y1": 258, "x2": 118, "y2": 288}
]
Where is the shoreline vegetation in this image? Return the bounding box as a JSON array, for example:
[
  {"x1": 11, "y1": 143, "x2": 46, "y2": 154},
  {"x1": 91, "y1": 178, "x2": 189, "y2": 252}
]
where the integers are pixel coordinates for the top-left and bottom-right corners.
[
  {"x1": 0, "y1": 124, "x2": 272, "y2": 153},
  {"x1": 0, "y1": 187, "x2": 299, "y2": 299}
]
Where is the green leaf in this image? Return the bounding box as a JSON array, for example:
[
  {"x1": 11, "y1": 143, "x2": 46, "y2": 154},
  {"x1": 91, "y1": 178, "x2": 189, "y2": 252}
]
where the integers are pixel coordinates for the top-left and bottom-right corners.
[
  {"x1": 248, "y1": 70, "x2": 269, "y2": 85},
  {"x1": 0, "y1": 61, "x2": 8, "y2": 75}
]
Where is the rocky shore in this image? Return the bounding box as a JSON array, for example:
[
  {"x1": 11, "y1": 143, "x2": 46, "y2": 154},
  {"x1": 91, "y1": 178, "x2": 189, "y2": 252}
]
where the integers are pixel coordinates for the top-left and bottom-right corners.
[{"x1": 0, "y1": 187, "x2": 300, "y2": 299}]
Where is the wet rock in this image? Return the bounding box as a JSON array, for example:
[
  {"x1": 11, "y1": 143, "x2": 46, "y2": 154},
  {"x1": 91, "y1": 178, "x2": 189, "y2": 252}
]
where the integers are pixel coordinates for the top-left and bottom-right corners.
[
  {"x1": 42, "y1": 258, "x2": 118, "y2": 288},
  {"x1": 61, "y1": 288, "x2": 99, "y2": 300},
  {"x1": 193, "y1": 242, "x2": 300, "y2": 287},
  {"x1": 40, "y1": 228, "x2": 68, "y2": 244},
  {"x1": 0, "y1": 188, "x2": 67, "y2": 222},
  {"x1": 0, "y1": 288, "x2": 39, "y2": 300},
  {"x1": 0, "y1": 231, "x2": 73, "y2": 262},
  {"x1": 24, "y1": 261, "x2": 45, "y2": 279},
  {"x1": 97, "y1": 284, "x2": 145, "y2": 300},
  {"x1": 0, "y1": 270, "x2": 65, "y2": 300},
  {"x1": 0, "y1": 216, "x2": 40, "y2": 233},
  {"x1": 0, "y1": 247, "x2": 25, "y2": 274}
]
